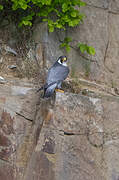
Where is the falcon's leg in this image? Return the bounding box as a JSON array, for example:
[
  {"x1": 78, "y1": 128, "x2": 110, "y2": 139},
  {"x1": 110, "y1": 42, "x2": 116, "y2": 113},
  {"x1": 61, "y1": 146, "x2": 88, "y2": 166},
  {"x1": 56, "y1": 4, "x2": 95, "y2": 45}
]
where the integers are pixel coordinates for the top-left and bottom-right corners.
[
  {"x1": 55, "y1": 81, "x2": 64, "y2": 93},
  {"x1": 55, "y1": 89, "x2": 64, "y2": 93}
]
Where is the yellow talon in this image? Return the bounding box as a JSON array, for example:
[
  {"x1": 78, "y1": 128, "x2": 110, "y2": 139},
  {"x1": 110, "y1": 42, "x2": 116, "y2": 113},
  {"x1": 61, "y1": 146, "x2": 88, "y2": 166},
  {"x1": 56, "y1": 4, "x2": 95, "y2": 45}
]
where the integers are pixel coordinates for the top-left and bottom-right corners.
[{"x1": 55, "y1": 89, "x2": 64, "y2": 93}]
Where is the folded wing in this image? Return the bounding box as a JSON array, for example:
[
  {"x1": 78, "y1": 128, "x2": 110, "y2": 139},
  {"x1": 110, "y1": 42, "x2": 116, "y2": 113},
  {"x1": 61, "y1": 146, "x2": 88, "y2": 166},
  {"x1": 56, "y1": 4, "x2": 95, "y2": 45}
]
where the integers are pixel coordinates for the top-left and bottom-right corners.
[{"x1": 44, "y1": 83, "x2": 57, "y2": 98}]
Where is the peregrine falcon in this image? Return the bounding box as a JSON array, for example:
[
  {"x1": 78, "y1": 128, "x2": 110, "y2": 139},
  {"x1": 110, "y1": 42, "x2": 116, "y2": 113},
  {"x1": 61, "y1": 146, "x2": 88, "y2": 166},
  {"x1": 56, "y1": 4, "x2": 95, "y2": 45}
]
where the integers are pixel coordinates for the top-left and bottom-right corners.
[{"x1": 38, "y1": 56, "x2": 69, "y2": 98}]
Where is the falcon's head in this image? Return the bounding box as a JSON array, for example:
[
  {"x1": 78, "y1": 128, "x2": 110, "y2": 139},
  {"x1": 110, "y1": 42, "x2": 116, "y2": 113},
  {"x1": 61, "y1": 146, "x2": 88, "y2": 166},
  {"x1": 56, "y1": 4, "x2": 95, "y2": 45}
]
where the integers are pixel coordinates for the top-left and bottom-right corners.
[{"x1": 58, "y1": 56, "x2": 67, "y2": 66}]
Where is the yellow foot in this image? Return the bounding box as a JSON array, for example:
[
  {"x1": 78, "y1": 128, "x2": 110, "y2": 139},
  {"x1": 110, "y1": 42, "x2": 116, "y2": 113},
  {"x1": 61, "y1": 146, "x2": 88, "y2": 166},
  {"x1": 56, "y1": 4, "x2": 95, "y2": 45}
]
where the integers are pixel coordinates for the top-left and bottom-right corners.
[{"x1": 55, "y1": 89, "x2": 64, "y2": 93}]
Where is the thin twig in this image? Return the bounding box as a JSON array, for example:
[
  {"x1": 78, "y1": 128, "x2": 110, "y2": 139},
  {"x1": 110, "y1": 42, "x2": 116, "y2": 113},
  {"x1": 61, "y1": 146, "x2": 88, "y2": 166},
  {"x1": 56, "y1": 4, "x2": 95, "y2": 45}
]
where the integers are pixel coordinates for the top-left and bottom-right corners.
[{"x1": 16, "y1": 112, "x2": 33, "y2": 122}]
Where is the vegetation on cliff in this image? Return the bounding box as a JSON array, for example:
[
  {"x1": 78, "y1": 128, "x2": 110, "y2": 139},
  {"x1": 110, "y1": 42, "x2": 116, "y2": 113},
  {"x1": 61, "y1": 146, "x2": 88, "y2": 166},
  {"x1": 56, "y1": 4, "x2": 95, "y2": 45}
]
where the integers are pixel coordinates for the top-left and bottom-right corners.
[{"x1": 0, "y1": 0, "x2": 95, "y2": 54}]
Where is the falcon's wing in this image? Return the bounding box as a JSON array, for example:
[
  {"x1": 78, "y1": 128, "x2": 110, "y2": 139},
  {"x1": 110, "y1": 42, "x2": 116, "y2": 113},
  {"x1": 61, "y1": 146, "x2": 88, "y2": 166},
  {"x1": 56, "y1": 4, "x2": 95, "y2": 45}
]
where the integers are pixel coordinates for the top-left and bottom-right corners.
[
  {"x1": 46, "y1": 63, "x2": 69, "y2": 85},
  {"x1": 44, "y1": 83, "x2": 57, "y2": 98}
]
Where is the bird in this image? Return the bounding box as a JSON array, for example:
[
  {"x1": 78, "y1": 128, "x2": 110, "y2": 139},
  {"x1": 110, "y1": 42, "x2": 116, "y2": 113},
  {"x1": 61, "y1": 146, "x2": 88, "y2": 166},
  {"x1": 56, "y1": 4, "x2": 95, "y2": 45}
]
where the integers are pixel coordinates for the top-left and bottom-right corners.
[{"x1": 38, "y1": 56, "x2": 69, "y2": 98}]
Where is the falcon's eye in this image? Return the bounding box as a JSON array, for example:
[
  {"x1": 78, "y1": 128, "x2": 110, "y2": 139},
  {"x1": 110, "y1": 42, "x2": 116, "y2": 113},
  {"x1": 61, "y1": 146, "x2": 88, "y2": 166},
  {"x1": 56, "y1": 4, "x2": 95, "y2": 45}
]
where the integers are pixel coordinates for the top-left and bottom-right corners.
[{"x1": 60, "y1": 59, "x2": 63, "y2": 63}]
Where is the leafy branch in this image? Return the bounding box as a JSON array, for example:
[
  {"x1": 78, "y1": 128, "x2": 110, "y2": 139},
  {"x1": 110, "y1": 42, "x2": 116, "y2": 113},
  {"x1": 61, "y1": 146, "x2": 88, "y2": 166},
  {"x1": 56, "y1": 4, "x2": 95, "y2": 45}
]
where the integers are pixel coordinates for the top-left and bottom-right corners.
[
  {"x1": 77, "y1": 43, "x2": 95, "y2": 55},
  {"x1": 0, "y1": 0, "x2": 86, "y2": 30},
  {"x1": 59, "y1": 37, "x2": 72, "y2": 52},
  {"x1": 0, "y1": 0, "x2": 95, "y2": 55},
  {"x1": 60, "y1": 38, "x2": 96, "y2": 55}
]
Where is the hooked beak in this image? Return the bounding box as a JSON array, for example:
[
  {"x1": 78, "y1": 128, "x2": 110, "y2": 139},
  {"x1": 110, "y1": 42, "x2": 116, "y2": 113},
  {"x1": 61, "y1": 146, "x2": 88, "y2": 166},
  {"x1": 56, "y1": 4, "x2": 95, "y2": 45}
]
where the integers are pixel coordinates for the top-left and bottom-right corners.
[{"x1": 62, "y1": 57, "x2": 67, "y2": 62}]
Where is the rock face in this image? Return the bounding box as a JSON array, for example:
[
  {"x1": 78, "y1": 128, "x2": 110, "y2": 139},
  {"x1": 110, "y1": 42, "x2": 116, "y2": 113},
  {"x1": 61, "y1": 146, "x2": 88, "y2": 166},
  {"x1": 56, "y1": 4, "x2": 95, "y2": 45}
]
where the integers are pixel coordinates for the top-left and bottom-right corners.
[
  {"x1": 0, "y1": 78, "x2": 36, "y2": 179},
  {"x1": 0, "y1": 0, "x2": 119, "y2": 180},
  {"x1": 21, "y1": 92, "x2": 119, "y2": 180},
  {"x1": 1, "y1": 85, "x2": 119, "y2": 180},
  {"x1": 1, "y1": 75, "x2": 119, "y2": 180}
]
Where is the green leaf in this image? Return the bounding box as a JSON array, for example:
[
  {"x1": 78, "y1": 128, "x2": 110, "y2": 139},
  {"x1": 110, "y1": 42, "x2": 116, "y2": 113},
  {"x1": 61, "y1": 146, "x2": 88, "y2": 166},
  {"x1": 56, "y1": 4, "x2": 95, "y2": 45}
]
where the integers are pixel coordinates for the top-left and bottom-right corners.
[
  {"x1": 79, "y1": 13, "x2": 85, "y2": 22},
  {"x1": 49, "y1": 26, "x2": 54, "y2": 32},
  {"x1": 21, "y1": 20, "x2": 32, "y2": 26},
  {"x1": 68, "y1": 21, "x2": 74, "y2": 27},
  {"x1": 87, "y1": 46, "x2": 95, "y2": 55},
  {"x1": 78, "y1": 43, "x2": 95, "y2": 55},
  {"x1": 79, "y1": 1, "x2": 86, "y2": 7},
  {"x1": 62, "y1": 3, "x2": 68, "y2": 12},
  {"x1": 43, "y1": 0, "x2": 52, "y2": 5},
  {"x1": 56, "y1": 23, "x2": 63, "y2": 28},
  {"x1": 78, "y1": 43, "x2": 87, "y2": 53},
  {"x1": 22, "y1": 4, "x2": 28, "y2": 10},
  {"x1": 71, "y1": 11, "x2": 77, "y2": 17},
  {"x1": 60, "y1": 42, "x2": 66, "y2": 48},
  {"x1": 66, "y1": 45, "x2": 71, "y2": 52},
  {"x1": 12, "y1": 3, "x2": 18, "y2": 10},
  {"x1": 0, "y1": 5, "x2": 3, "y2": 10},
  {"x1": 17, "y1": 1, "x2": 28, "y2": 9},
  {"x1": 54, "y1": 9, "x2": 61, "y2": 16},
  {"x1": 64, "y1": 37, "x2": 72, "y2": 43}
]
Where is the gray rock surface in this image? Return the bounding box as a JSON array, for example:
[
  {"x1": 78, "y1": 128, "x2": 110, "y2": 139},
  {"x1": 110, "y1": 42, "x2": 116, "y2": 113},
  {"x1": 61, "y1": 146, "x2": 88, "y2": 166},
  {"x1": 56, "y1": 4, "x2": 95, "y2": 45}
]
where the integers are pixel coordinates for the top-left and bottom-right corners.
[
  {"x1": 22, "y1": 92, "x2": 119, "y2": 180},
  {"x1": 110, "y1": 0, "x2": 119, "y2": 12},
  {"x1": 85, "y1": 0, "x2": 110, "y2": 9},
  {"x1": 67, "y1": 5, "x2": 108, "y2": 82}
]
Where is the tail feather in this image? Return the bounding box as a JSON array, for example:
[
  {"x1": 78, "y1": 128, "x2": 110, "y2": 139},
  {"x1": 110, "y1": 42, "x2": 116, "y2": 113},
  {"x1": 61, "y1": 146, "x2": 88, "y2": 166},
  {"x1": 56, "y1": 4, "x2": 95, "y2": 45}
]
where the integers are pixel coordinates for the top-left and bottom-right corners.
[
  {"x1": 36, "y1": 86, "x2": 44, "y2": 92},
  {"x1": 37, "y1": 80, "x2": 62, "y2": 98},
  {"x1": 37, "y1": 81, "x2": 58, "y2": 93}
]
